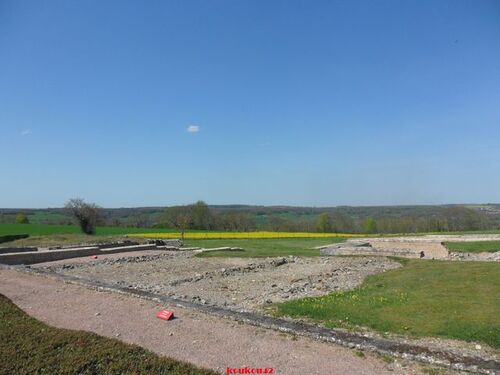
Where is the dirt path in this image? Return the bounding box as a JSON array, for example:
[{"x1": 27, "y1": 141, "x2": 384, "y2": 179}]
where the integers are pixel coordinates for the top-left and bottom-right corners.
[{"x1": 0, "y1": 268, "x2": 424, "y2": 375}]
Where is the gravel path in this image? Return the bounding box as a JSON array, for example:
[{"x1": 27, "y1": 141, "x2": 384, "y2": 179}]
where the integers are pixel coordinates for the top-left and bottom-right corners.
[{"x1": 0, "y1": 268, "x2": 425, "y2": 375}]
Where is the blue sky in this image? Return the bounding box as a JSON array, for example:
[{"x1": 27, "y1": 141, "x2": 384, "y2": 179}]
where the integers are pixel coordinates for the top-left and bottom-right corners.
[{"x1": 1, "y1": 1, "x2": 499, "y2": 208}]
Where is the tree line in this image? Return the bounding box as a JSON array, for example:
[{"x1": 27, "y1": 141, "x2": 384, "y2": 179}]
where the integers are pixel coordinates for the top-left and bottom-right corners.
[
  {"x1": 314, "y1": 206, "x2": 490, "y2": 234},
  {"x1": 161, "y1": 201, "x2": 493, "y2": 234},
  {"x1": 4, "y1": 199, "x2": 497, "y2": 235}
]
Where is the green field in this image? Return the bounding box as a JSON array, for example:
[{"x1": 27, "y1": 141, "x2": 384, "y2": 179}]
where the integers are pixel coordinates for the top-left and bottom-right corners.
[
  {"x1": 0, "y1": 294, "x2": 215, "y2": 375},
  {"x1": 185, "y1": 238, "x2": 345, "y2": 258},
  {"x1": 445, "y1": 241, "x2": 500, "y2": 253},
  {"x1": 0, "y1": 224, "x2": 174, "y2": 247},
  {"x1": 0, "y1": 223, "x2": 167, "y2": 237},
  {"x1": 27, "y1": 210, "x2": 70, "y2": 224},
  {"x1": 2, "y1": 234, "x2": 139, "y2": 248},
  {"x1": 273, "y1": 259, "x2": 500, "y2": 348},
  {"x1": 2, "y1": 222, "x2": 500, "y2": 240}
]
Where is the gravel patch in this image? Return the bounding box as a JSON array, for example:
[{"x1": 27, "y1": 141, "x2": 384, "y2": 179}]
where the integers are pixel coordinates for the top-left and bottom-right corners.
[{"x1": 40, "y1": 252, "x2": 400, "y2": 312}]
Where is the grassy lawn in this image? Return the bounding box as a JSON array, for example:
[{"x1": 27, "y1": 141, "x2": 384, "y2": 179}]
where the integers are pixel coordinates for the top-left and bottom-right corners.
[
  {"x1": 2, "y1": 222, "x2": 500, "y2": 241},
  {"x1": 1, "y1": 234, "x2": 137, "y2": 248},
  {"x1": 0, "y1": 223, "x2": 174, "y2": 237},
  {"x1": 273, "y1": 259, "x2": 500, "y2": 349},
  {"x1": 445, "y1": 241, "x2": 500, "y2": 253},
  {"x1": 186, "y1": 238, "x2": 345, "y2": 258},
  {"x1": 27, "y1": 211, "x2": 70, "y2": 224},
  {"x1": 0, "y1": 294, "x2": 216, "y2": 375},
  {"x1": 0, "y1": 223, "x2": 82, "y2": 236}
]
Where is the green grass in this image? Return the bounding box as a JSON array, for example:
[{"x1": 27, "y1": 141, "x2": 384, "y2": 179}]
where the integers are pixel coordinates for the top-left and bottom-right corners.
[
  {"x1": 3, "y1": 222, "x2": 500, "y2": 239},
  {"x1": 2, "y1": 234, "x2": 140, "y2": 248},
  {"x1": 27, "y1": 211, "x2": 70, "y2": 224},
  {"x1": 0, "y1": 294, "x2": 216, "y2": 375},
  {"x1": 445, "y1": 241, "x2": 500, "y2": 253},
  {"x1": 0, "y1": 223, "x2": 171, "y2": 237},
  {"x1": 0, "y1": 223, "x2": 81, "y2": 236},
  {"x1": 0, "y1": 225, "x2": 345, "y2": 250},
  {"x1": 274, "y1": 259, "x2": 500, "y2": 348},
  {"x1": 186, "y1": 238, "x2": 345, "y2": 258}
]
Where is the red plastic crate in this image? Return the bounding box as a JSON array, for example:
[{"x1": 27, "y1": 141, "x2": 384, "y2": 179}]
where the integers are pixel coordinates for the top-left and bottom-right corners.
[{"x1": 156, "y1": 309, "x2": 174, "y2": 321}]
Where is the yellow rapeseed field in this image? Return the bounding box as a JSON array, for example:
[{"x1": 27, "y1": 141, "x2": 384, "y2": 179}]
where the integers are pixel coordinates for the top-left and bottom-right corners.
[{"x1": 128, "y1": 231, "x2": 361, "y2": 239}]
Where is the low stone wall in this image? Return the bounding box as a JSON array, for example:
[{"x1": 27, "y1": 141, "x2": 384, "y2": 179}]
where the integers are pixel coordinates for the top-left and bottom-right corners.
[
  {"x1": 369, "y1": 240, "x2": 448, "y2": 258},
  {"x1": 147, "y1": 239, "x2": 183, "y2": 248},
  {"x1": 0, "y1": 244, "x2": 161, "y2": 265},
  {"x1": 0, "y1": 247, "x2": 38, "y2": 255},
  {"x1": 195, "y1": 247, "x2": 244, "y2": 253},
  {"x1": 321, "y1": 247, "x2": 420, "y2": 258},
  {"x1": 320, "y1": 239, "x2": 449, "y2": 259},
  {"x1": 47, "y1": 240, "x2": 139, "y2": 250},
  {"x1": 0, "y1": 247, "x2": 100, "y2": 265}
]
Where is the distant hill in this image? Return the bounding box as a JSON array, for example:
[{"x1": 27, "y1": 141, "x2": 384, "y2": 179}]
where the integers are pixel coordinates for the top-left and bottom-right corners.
[{"x1": 1, "y1": 204, "x2": 499, "y2": 233}]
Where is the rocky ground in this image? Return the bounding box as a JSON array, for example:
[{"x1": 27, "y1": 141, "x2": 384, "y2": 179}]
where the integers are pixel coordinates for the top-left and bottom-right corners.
[
  {"x1": 0, "y1": 268, "x2": 428, "y2": 375},
  {"x1": 25, "y1": 249, "x2": 499, "y2": 373},
  {"x1": 320, "y1": 235, "x2": 500, "y2": 261},
  {"x1": 38, "y1": 251, "x2": 400, "y2": 312},
  {"x1": 448, "y1": 251, "x2": 500, "y2": 261}
]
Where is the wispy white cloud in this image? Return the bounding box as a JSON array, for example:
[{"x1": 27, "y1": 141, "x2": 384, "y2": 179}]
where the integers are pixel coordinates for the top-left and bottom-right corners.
[
  {"x1": 187, "y1": 125, "x2": 199, "y2": 133},
  {"x1": 20, "y1": 129, "x2": 30, "y2": 136}
]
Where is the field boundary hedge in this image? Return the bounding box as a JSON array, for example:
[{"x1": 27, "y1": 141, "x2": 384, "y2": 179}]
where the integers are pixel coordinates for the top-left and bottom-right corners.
[{"x1": 0, "y1": 234, "x2": 29, "y2": 244}]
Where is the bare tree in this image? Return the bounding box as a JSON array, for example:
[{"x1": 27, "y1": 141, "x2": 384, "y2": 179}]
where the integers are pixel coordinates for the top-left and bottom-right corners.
[{"x1": 65, "y1": 198, "x2": 102, "y2": 235}]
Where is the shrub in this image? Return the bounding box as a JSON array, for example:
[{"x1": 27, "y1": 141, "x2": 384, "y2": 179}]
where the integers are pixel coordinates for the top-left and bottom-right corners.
[
  {"x1": 0, "y1": 234, "x2": 29, "y2": 244},
  {"x1": 15, "y1": 213, "x2": 29, "y2": 224}
]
